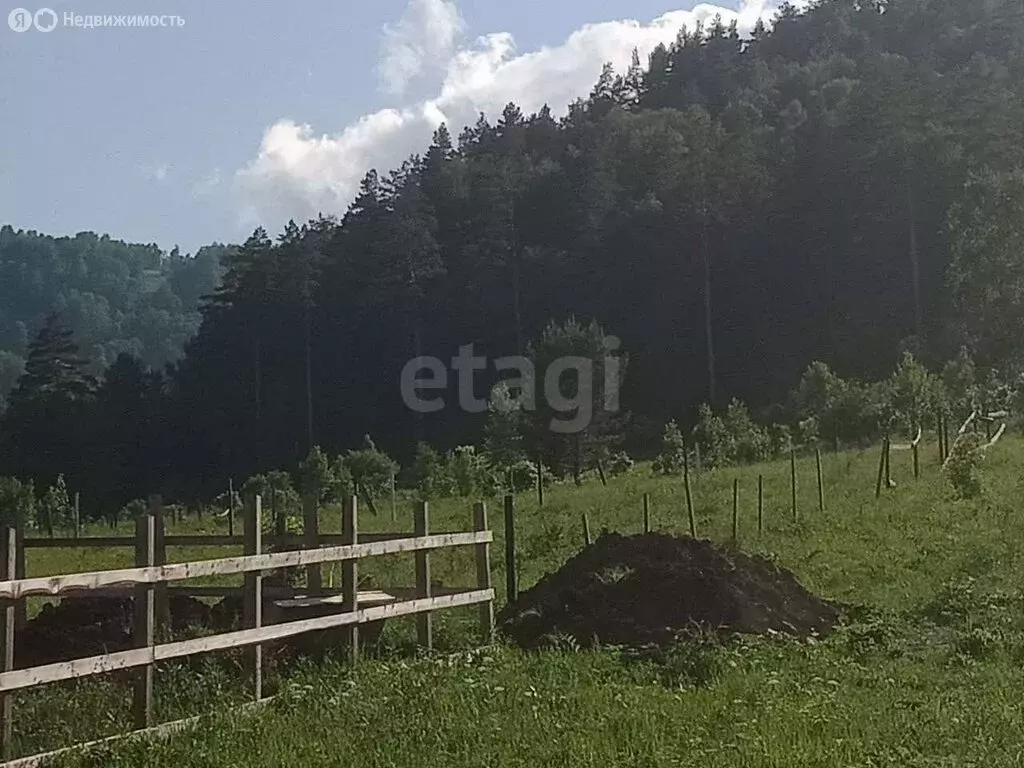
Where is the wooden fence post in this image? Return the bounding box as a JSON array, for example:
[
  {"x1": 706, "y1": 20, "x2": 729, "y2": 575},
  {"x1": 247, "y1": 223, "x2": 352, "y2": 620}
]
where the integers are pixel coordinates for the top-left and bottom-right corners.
[
  {"x1": 642, "y1": 493, "x2": 651, "y2": 534},
  {"x1": 684, "y1": 450, "x2": 697, "y2": 538},
  {"x1": 757, "y1": 475, "x2": 764, "y2": 534},
  {"x1": 13, "y1": 524, "x2": 24, "y2": 631},
  {"x1": 1, "y1": 525, "x2": 16, "y2": 760},
  {"x1": 815, "y1": 447, "x2": 825, "y2": 513},
  {"x1": 936, "y1": 410, "x2": 945, "y2": 463},
  {"x1": 243, "y1": 495, "x2": 263, "y2": 701},
  {"x1": 732, "y1": 479, "x2": 739, "y2": 545},
  {"x1": 536, "y1": 460, "x2": 544, "y2": 507},
  {"x1": 884, "y1": 435, "x2": 892, "y2": 488},
  {"x1": 390, "y1": 471, "x2": 397, "y2": 524},
  {"x1": 414, "y1": 501, "x2": 432, "y2": 651},
  {"x1": 133, "y1": 509, "x2": 156, "y2": 730},
  {"x1": 790, "y1": 448, "x2": 798, "y2": 523},
  {"x1": 303, "y1": 492, "x2": 321, "y2": 596},
  {"x1": 473, "y1": 502, "x2": 494, "y2": 643},
  {"x1": 228, "y1": 479, "x2": 235, "y2": 538},
  {"x1": 503, "y1": 495, "x2": 517, "y2": 604},
  {"x1": 73, "y1": 492, "x2": 80, "y2": 539},
  {"x1": 875, "y1": 437, "x2": 887, "y2": 499},
  {"x1": 596, "y1": 459, "x2": 607, "y2": 487},
  {"x1": 912, "y1": 441, "x2": 920, "y2": 480},
  {"x1": 341, "y1": 495, "x2": 358, "y2": 663},
  {"x1": 151, "y1": 496, "x2": 169, "y2": 635},
  {"x1": 582, "y1": 513, "x2": 592, "y2": 546}
]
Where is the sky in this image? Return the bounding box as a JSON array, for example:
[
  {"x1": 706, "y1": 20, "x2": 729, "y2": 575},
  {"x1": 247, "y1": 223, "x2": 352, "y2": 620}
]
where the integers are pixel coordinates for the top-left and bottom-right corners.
[{"x1": 0, "y1": 0, "x2": 797, "y2": 254}]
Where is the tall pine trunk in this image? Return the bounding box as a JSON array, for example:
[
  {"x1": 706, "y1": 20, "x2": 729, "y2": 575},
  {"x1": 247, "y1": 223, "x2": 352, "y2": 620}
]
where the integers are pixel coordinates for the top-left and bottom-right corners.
[
  {"x1": 701, "y1": 210, "x2": 717, "y2": 408},
  {"x1": 907, "y1": 178, "x2": 923, "y2": 341},
  {"x1": 509, "y1": 191, "x2": 524, "y2": 358},
  {"x1": 304, "y1": 296, "x2": 314, "y2": 453},
  {"x1": 253, "y1": 337, "x2": 263, "y2": 468},
  {"x1": 413, "y1": 316, "x2": 424, "y2": 446},
  {"x1": 512, "y1": 252, "x2": 523, "y2": 358}
]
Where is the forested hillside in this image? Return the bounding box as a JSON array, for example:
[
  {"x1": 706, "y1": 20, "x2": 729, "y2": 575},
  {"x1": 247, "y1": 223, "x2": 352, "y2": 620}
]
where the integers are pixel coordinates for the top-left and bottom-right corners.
[
  {"x1": 2, "y1": 0, "x2": 1024, "y2": 510},
  {"x1": 0, "y1": 227, "x2": 229, "y2": 408}
]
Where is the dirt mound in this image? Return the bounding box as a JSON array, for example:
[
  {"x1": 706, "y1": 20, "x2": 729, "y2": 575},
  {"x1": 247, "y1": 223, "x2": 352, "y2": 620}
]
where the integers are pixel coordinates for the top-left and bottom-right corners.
[
  {"x1": 499, "y1": 532, "x2": 840, "y2": 650},
  {"x1": 16, "y1": 594, "x2": 223, "y2": 668}
]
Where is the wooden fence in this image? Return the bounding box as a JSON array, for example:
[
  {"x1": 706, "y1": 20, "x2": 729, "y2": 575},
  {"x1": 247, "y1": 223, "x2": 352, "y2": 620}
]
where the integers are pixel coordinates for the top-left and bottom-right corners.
[{"x1": 0, "y1": 494, "x2": 495, "y2": 766}]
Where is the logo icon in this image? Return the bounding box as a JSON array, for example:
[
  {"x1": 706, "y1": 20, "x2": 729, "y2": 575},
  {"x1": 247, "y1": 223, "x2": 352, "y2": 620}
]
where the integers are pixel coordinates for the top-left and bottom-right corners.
[
  {"x1": 33, "y1": 8, "x2": 57, "y2": 31},
  {"x1": 8, "y1": 8, "x2": 32, "y2": 31}
]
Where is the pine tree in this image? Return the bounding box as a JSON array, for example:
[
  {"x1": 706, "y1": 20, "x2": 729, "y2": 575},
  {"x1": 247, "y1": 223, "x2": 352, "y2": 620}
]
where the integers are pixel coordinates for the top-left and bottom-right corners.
[
  {"x1": 11, "y1": 312, "x2": 95, "y2": 405},
  {"x1": 0, "y1": 315, "x2": 96, "y2": 491},
  {"x1": 483, "y1": 382, "x2": 527, "y2": 473}
]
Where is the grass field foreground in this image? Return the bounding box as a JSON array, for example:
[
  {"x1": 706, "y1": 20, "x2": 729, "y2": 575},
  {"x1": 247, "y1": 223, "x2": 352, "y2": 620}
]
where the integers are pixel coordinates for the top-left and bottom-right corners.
[{"x1": 17, "y1": 435, "x2": 1024, "y2": 766}]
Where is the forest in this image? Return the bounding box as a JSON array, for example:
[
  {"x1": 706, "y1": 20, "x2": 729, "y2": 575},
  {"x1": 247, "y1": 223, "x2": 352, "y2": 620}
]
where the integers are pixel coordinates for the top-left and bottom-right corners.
[
  {"x1": 0, "y1": 227, "x2": 229, "y2": 408},
  {"x1": 2, "y1": 0, "x2": 1023, "y2": 515}
]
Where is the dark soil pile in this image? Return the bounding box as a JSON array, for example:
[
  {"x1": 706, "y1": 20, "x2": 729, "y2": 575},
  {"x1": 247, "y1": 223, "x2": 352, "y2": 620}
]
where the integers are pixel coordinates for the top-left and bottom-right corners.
[
  {"x1": 499, "y1": 532, "x2": 840, "y2": 650},
  {"x1": 16, "y1": 594, "x2": 223, "y2": 668}
]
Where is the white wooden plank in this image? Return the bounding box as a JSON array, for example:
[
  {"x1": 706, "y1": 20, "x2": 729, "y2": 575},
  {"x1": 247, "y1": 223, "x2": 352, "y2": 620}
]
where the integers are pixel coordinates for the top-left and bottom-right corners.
[
  {"x1": 0, "y1": 698, "x2": 274, "y2": 768},
  {"x1": 22, "y1": 532, "x2": 440, "y2": 549},
  {"x1": 274, "y1": 591, "x2": 396, "y2": 609},
  {"x1": 0, "y1": 532, "x2": 492, "y2": 599},
  {"x1": 0, "y1": 590, "x2": 494, "y2": 692}
]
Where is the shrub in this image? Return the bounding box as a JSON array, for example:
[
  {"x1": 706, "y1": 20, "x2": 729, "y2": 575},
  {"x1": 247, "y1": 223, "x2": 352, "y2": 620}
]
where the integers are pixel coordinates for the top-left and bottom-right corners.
[
  {"x1": 692, "y1": 400, "x2": 770, "y2": 468},
  {"x1": 793, "y1": 361, "x2": 845, "y2": 437},
  {"x1": 607, "y1": 451, "x2": 635, "y2": 475},
  {"x1": 945, "y1": 431, "x2": 986, "y2": 499},
  {"x1": 39, "y1": 474, "x2": 72, "y2": 536},
  {"x1": 409, "y1": 442, "x2": 449, "y2": 499},
  {"x1": 769, "y1": 423, "x2": 792, "y2": 457},
  {"x1": 942, "y1": 346, "x2": 977, "y2": 415},
  {"x1": 342, "y1": 435, "x2": 399, "y2": 503},
  {"x1": 506, "y1": 459, "x2": 540, "y2": 493},
  {"x1": 120, "y1": 498, "x2": 147, "y2": 521},
  {"x1": 0, "y1": 477, "x2": 35, "y2": 528},
  {"x1": 794, "y1": 416, "x2": 819, "y2": 451},
  {"x1": 652, "y1": 420, "x2": 687, "y2": 475},
  {"x1": 482, "y1": 382, "x2": 527, "y2": 471},
  {"x1": 978, "y1": 367, "x2": 1016, "y2": 417},
  {"x1": 447, "y1": 446, "x2": 490, "y2": 497},
  {"x1": 889, "y1": 352, "x2": 942, "y2": 436},
  {"x1": 693, "y1": 404, "x2": 731, "y2": 468},
  {"x1": 792, "y1": 362, "x2": 888, "y2": 446},
  {"x1": 242, "y1": 471, "x2": 301, "y2": 530},
  {"x1": 723, "y1": 400, "x2": 771, "y2": 463},
  {"x1": 297, "y1": 445, "x2": 350, "y2": 506}
]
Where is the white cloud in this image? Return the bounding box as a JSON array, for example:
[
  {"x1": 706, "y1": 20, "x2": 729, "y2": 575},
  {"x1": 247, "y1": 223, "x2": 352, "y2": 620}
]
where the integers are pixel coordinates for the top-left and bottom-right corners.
[
  {"x1": 379, "y1": 0, "x2": 465, "y2": 95},
  {"x1": 191, "y1": 169, "x2": 222, "y2": 198},
  {"x1": 140, "y1": 162, "x2": 171, "y2": 183},
  {"x1": 236, "y1": 0, "x2": 805, "y2": 231}
]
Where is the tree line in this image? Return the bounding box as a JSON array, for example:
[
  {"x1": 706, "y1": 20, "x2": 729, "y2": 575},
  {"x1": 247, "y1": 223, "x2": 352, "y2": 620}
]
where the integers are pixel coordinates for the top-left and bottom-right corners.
[
  {"x1": 0, "y1": 227, "x2": 230, "y2": 410},
  {"x1": 2, "y1": 0, "x2": 1024, "y2": 514}
]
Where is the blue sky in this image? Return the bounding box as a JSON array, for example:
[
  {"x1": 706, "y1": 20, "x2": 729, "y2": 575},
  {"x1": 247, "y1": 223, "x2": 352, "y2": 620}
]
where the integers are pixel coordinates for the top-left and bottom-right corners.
[{"x1": 1, "y1": 0, "x2": 782, "y2": 253}]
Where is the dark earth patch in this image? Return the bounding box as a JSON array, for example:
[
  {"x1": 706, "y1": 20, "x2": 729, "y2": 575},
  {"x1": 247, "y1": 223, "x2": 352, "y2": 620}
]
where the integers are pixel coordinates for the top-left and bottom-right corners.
[{"x1": 499, "y1": 532, "x2": 840, "y2": 649}]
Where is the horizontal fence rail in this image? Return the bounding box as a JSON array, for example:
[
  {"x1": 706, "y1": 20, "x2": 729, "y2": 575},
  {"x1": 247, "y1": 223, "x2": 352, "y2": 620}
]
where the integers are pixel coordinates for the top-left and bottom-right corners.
[
  {"x1": 19, "y1": 532, "x2": 428, "y2": 549},
  {"x1": 0, "y1": 494, "x2": 497, "y2": 766},
  {"x1": 0, "y1": 532, "x2": 490, "y2": 600},
  {"x1": 0, "y1": 590, "x2": 493, "y2": 693}
]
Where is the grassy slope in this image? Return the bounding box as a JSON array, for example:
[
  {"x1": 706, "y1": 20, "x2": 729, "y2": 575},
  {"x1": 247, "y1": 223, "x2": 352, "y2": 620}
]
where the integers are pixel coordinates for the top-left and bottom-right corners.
[{"x1": 19, "y1": 436, "x2": 1024, "y2": 766}]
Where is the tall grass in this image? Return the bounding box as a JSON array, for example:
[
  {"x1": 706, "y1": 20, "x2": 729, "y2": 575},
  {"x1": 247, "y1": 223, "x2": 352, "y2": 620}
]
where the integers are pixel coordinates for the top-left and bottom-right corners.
[{"x1": 15, "y1": 435, "x2": 1024, "y2": 765}]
